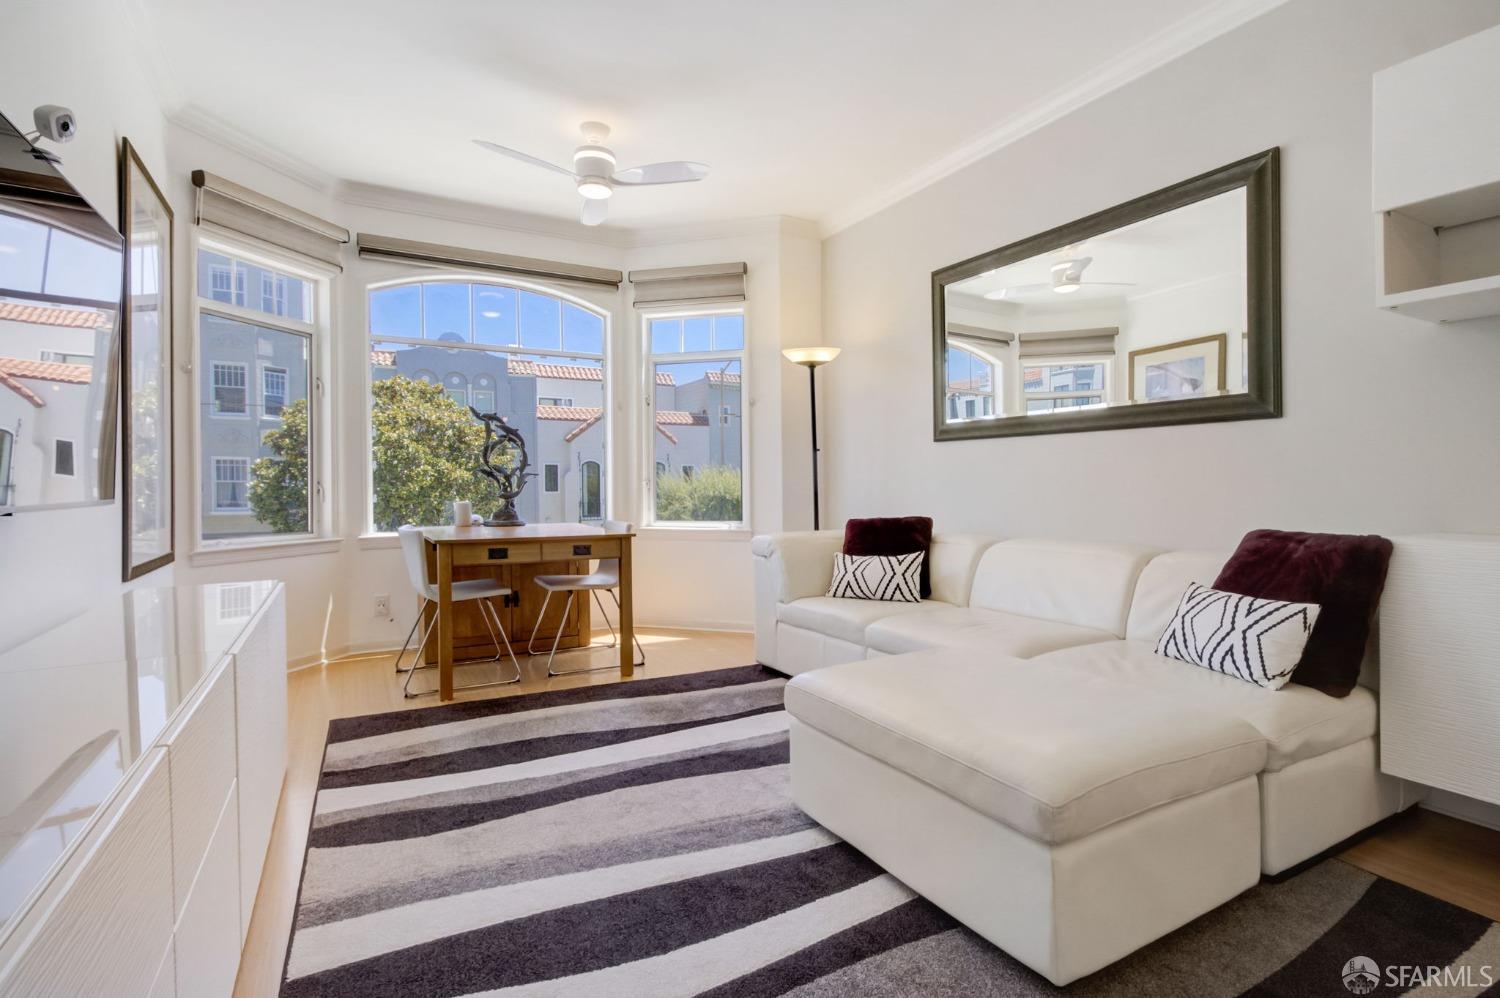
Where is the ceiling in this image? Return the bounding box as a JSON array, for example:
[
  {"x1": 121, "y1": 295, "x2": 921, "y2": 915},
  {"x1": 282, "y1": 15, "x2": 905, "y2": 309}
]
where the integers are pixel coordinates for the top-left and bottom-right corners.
[
  {"x1": 135, "y1": 0, "x2": 1275, "y2": 233},
  {"x1": 948, "y1": 187, "x2": 1246, "y2": 308}
]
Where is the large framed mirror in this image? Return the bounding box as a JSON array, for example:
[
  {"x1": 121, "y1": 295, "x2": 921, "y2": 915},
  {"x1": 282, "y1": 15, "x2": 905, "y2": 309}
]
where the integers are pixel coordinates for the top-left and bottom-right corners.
[{"x1": 932, "y1": 148, "x2": 1280, "y2": 440}]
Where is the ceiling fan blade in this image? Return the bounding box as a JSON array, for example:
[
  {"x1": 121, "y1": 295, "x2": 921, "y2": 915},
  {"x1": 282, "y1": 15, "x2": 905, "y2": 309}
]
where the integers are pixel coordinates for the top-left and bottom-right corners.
[
  {"x1": 580, "y1": 198, "x2": 609, "y2": 226},
  {"x1": 612, "y1": 161, "x2": 709, "y2": 186},
  {"x1": 473, "y1": 139, "x2": 577, "y2": 178},
  {"x1": 984, "y1": 283, "x2": 1049, "y2": 298},
  {"x1": 1078, "y1": 281, "x2": 1137, "y2": 287}
]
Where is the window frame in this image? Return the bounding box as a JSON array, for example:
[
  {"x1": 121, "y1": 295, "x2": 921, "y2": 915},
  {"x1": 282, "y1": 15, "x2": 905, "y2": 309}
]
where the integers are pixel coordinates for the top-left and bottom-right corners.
[
  {"x1": 210, "y1": 361, "x2": 249, "y2": 418},
  {"x1": 211, "y1": 455, "x2": 251, "y2": 513},
  {"x1": 261, "y1": 364, "x2": 288, "y2": 420},
  {"x1": 53, "y1": 438, "x2": 76, "y2": 477},
  {"x1": 580, "y1": 459, "x2": 602, "y2": 521},
  {"x1": 641, "y1": 305, "x2": 750, "y2": 531},
  {"x1": 191, "y1": 230, "x2": 334, "y2": 554},
  {"x1": 943, "y1": 342, "x2": 1001, "y2": 424},
  {"x1": 1020, "y1": 355, "x2": 1113, "y2": 411},
  {"x1": 543, "y1": 463, "x2": 560, "y2": 493},
  {"x1": 362, "y1": 274, "x2": 613, "y2": 535}
]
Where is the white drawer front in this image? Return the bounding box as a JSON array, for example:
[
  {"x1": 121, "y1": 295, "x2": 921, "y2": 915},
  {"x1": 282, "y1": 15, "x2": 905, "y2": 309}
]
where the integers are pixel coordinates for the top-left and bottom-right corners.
[
  {"x1": 174, "y1": 784, "x2": 242, "y2": 998},
  {"x1": 233, "y1": 588, "x2": 287, "y2": 933},
  {"x1": 0, "y1": 750, "x2": 174, "y2": 997},
  {"x1": 163, "y1": 661, "x2": 238, "y2": 916}
]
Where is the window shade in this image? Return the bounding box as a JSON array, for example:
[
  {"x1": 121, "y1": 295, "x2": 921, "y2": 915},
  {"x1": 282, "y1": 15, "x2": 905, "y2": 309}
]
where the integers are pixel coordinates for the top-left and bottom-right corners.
[
  {"x1": 1016, "y1": 327, "x2": 1119, "y2": 358},
  {"x1": 356, "y1": 233, "x2": 622, "y2": 289},
  {"x1": 628, "y1": 262, "x2": 747, "y2": 308},
  {"x1": 946, "y1": 323, "x2": 1014, "y2": 347},
  {"x1": 192, "y1": 171, "x2": 349, "y2": 270}
]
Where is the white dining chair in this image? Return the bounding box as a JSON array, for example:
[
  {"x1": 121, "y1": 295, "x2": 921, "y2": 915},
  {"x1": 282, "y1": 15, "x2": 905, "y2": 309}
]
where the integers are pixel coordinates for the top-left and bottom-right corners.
[
  {"x1": 527, "y1": 519, "x2": 645, "y2": 676},
  {"x1": 395, "y1": 524, "x2": 521, "y2": 697}
]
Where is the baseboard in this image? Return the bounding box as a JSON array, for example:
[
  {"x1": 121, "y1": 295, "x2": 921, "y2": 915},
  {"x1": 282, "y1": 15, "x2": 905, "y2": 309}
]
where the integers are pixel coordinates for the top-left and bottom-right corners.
[{"x1": 1421, "y1": 788, "x2": 1500, "y2": 832}]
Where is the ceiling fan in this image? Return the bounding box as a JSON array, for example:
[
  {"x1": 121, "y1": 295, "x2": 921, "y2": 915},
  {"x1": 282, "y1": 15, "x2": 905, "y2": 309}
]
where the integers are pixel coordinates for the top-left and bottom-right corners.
[
  {"x1": 473, "y1": 121, "x2": 708, "y2": 226},
  {"x1": 983, "y1": 256, "x2": 1135, "y2": 299}
]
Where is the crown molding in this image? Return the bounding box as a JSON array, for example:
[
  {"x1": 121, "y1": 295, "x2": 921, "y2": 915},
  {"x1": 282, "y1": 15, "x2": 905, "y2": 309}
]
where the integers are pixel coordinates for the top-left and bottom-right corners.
[
  {"x1": 817, "y1": 0, "x2": 1292, "y2": 238},
  {"x1": 169, "y1": 104, "x2": 337, "y2": 193},
  {"x1": 334, "y1": 180, "x2": 634, "y2": 248}
]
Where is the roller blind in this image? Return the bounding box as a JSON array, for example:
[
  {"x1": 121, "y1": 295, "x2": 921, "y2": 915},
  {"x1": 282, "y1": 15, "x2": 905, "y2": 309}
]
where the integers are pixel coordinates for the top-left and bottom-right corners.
[
  {"x1": 946, "y1": 322, "x2": 1014, "y2": 347},
  {"x1": 192, "y1": 171, "x2": 349, "y2": 270},
  {"x1": 357, "y1": 233, "x2": 622, "y2": 289},
  {"x1": 1016, "y1": 327, "x2": 1119, "y2": 358},
  {"x1": 628, "y1": 262, "x2": 747, "y2": 308}
]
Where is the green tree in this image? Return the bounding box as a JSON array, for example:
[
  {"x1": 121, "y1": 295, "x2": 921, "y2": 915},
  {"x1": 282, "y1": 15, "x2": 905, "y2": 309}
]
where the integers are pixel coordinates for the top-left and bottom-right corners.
[
  {"x1": 370, "y1": 376, "x2": 494, "y2": 531},
  {"x1": 655, "y1": 465, "x2": 742, "y2": 522},
  {"x1": 249, "y1": 398, "x2": 310, "y2": 533}
]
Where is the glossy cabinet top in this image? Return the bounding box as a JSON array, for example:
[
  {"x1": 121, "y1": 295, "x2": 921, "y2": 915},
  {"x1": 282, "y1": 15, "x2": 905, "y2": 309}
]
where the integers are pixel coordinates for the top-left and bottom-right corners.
[{"x1": 0, "y1": 581, "x2": 279, "y2": 936}]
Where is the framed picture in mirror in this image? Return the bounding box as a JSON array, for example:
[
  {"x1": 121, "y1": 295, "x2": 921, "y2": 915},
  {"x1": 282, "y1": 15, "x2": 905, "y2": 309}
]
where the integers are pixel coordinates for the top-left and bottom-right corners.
[
  {"x1": 120, "y1": 137, "x2": 175, "y2": 580},
  {"x1": 932, "y1": 148, "x2": 1280, "y2": 440}
]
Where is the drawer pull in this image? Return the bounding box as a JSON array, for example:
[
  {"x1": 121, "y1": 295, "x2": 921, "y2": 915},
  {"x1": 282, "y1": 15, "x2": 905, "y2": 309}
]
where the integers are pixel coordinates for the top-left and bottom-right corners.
[
  {"x1": 573, "y1": 544, "x2": 593, "y2": 556},
  {"x1": 488, "y1": 547, "x2": 509, "y2": 560}
]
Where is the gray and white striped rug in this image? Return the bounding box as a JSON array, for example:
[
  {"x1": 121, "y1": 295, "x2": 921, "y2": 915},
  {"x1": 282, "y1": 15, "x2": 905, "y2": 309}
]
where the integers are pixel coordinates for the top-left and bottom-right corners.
[{"x1": 281, "y1": 665, "x2": 1498, "y2": 997}]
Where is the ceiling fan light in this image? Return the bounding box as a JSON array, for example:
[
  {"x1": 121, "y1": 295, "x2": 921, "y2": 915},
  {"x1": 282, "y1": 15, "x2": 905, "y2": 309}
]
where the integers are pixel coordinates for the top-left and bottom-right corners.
[
  {"x1": 574, "y1": 145, "x2": 617, "y2": 167},
  {"x1": 577, "y1": 179, "x2": 612, "y2": 200},
  {"x1": 983, "y1": 289, "x2": 1008, "y2": 300},
  {"x1": 1053, "y1": 282, "x2": 1081, "y2": 294}
]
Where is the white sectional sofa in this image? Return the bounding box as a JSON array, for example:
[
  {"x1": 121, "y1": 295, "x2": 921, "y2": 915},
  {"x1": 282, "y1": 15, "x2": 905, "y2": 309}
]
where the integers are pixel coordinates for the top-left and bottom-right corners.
[{"x1": 750, "y1": 530, "x2": 1420, "y2": 985}]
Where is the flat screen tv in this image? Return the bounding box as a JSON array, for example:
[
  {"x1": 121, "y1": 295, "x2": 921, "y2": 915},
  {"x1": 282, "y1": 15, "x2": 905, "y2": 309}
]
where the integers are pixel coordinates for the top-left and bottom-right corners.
[{"x1": 0, "y1": 109, "x2": 123, "y2": 512}]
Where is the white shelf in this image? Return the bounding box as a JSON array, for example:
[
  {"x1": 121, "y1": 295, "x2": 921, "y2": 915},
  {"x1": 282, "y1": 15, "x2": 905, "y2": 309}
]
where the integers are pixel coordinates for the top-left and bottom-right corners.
[{"x1": 1378, "y1": 273, "x2": 1500, "y2": 324}]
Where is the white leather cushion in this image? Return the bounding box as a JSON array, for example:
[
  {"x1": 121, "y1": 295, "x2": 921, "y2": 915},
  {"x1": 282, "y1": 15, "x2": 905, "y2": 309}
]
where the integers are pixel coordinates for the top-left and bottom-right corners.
[
  {"x1": 927, "y1": 534, "x2": 1003, "y2": 606},
  {"x1": 1156, "y1": 584, "x2": 1320, "y2": 690},
  {"x1": 777, "y1": 596, "x2": 950, "y2": 646},
  {"x1": 864, "y1": 606, "x2": 1113, "y2": 658},
  {"x1": 1125, "y1": 550, "x2": 1230, "y2": 641},
  {"x1": 1031, "y1": 640, "x2": 1377, "y2": 771},
  {"x1": 967, "y1": 539, "x2": 1159, "y2": 636},
  {"x1": 785, "y1": 651, "x2": 1267, "y2": 844}
]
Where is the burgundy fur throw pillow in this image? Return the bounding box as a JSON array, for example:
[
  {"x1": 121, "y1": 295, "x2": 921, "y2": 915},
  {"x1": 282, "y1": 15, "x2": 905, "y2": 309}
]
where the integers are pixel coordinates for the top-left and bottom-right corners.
[
  {"x1": 1212, "y1": 529, "x2": 1394, "y2": 697},
  {"x1": 843, "y1": 517, "x2": 934, "y2": 599}
]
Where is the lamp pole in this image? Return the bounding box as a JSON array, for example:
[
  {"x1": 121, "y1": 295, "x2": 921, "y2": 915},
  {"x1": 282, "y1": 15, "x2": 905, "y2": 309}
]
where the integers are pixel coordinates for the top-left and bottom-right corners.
[{"x1": 782, "y1": 347, "x2": 840, "y2": 531}]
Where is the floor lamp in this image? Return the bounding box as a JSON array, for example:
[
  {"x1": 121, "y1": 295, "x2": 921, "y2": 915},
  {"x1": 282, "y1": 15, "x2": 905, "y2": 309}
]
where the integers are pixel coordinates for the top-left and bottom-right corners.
[{"x1": 782, "y1": 347, "x2": 841, "y2": 530}]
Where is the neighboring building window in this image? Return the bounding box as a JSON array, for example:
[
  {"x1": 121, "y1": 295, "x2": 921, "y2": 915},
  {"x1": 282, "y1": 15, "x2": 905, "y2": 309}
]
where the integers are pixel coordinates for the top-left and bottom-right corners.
[
  {"x1": 39, "y1": 350, "x2": 92, "y2": 365},
  {"x1": 647, "y1": 311, "x2": 745, "y2": 526},
  {"x1": 580, "y1": 460, "x2": 602, "y2": 520},
  {"x1": 0, "y1": 428, "x2": 13, "y2": 507},
  {"x1": 944, "y1": 345, "x2": 998, "y2": 422},
  {"x1": 213, "y1": 457, "x2": 249, "y2": 511},
  {"x1": 1023, "y1": 360, "x2": 1108, "y2": 413},
  {"x1": 367, "y1": 281, "x2": 608, "y2": 531},
  {"x1": 262, "y1": 366, "x2": 287, "y2": 418},
  {"x1": 197, "y1": 245, "x2": 320, "y2": 545},
  {"x1": 212, "y1": 362, "x2": 248, "y2": 416},
  {"x1": 53, "y1": 439, "x2": 75, "y2": 477},
  {"x1": 217, "y1": 583, "x2": 254, "y2": 621}
]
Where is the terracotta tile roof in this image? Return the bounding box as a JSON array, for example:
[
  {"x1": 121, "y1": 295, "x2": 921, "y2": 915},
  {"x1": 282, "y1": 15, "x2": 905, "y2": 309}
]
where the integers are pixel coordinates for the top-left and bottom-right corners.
[
  {"x1": 654, "y1": 409, "x2": 709, "y2": 426},
  {"x1": 656, "y1": 425, "x2": 678, "y2": 445},
  {"x1": 537, "y1": 405, "x2": 706, "y2": 442},
  {"x1": 371, "y1": 349, "x2": 395, "y2": 367},
  {"x1": 0, "y1": 370, "x2": 44, "y2": 407},
  {"x1": 0, "y1": 356, "x2": 92, "y2": 385},
  {"x1": 563, "y1": 412, "x2": 602, "y2": 443},
  {"x1": 0, "y1": 300, "x2": 110, "y2": 329},
  {"x1": 536, "y1": 404, "x2": 603, "y2": 422},
  {"x1": 364, "y1": 352, "x2": 676, "y2": 385},
  {"x1": 704, "y1": 370, "x2": 742, "y2": 385}
]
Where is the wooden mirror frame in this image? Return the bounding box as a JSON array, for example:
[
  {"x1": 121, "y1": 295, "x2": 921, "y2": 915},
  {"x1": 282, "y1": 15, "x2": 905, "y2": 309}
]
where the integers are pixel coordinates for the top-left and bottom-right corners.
[{"x1": 931, "y1": 148, "x2": 1281, "y2": 441}]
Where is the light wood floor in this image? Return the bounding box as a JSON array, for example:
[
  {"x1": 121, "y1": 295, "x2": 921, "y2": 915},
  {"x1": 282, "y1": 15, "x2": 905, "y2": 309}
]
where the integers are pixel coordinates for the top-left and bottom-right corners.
[{"x1": 232, "y1": 630, "x2": 1500, "y2": 995}]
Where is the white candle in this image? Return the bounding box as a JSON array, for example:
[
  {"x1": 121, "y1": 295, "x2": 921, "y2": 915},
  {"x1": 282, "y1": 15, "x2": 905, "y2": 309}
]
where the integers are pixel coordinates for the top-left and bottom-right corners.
[{"x1": 453, "y1": 500, "x2": 472, "y2": 526}]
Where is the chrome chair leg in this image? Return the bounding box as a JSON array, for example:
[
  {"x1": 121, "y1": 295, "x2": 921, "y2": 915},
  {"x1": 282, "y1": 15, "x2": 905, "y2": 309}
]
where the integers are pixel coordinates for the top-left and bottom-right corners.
[
  {"x1": 526, "y1": 589, "x2": 555, "y2": 657},
  {"x1": 394, "y1": 599, "x2": 430, "y2": 673},
  {"x1": 545, "y1": 588, "x2": 645, "y2": 676},
  {"x1": 403, "y1": 598, "x2": 523, "y2": 698},
  {"x1": 591, "y1": 589, "x2": 619, "y2": 649},
  {"x1": 545, "y1": 592, "x2": 579, "y2": 676}
]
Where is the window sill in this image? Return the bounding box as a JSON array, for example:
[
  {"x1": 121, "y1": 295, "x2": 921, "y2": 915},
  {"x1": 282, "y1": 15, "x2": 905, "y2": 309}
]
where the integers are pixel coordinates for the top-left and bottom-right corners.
[
  {"x1": 637, "y1": 525, "x2": 754, "y2": 542},
  {"x1": 191, "y1": 536, "x2": 342, "y2": 566},
  {"x1": 357, "y1": 532, "x2": 400, "y2": 550}
]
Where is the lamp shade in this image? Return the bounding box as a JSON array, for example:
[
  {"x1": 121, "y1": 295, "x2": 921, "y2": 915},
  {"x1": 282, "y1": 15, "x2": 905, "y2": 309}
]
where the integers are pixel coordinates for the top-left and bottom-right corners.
[{"x1": 782, "y1": 346, "x2": 841, "y2": 367}]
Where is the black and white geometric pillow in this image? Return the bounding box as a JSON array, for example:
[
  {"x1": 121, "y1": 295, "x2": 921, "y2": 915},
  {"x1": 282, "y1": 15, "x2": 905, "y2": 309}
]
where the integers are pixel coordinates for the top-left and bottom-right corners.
[
  {"x1": 1155, "y1": 583, "x2": 1321, "y2": 690},
  {"x1": 826, "y1": 551, "x2": 924, "y2": 603}
]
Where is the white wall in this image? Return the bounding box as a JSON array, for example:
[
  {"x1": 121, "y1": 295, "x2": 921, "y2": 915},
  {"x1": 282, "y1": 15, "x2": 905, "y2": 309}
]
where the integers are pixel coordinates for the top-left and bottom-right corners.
[
  {"x1": 821, "y1": 0, "x2": 1500, "y2": 552},
  {"x1": 0, "y1": 0, "x2": 176, "y2": 647}
]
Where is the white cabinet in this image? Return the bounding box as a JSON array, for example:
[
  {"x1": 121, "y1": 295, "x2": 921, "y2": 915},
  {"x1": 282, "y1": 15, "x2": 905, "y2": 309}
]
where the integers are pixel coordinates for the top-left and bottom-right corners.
[
  {"x1": 1380, "y1": 535, "x2": 1500, "y2": 804},
  {"x1": 0, "y1": 583, "x2": 286, "y2": 998},
  {"x1": 1373, "y1": 24, "x2": 1500, "y2": 323}
]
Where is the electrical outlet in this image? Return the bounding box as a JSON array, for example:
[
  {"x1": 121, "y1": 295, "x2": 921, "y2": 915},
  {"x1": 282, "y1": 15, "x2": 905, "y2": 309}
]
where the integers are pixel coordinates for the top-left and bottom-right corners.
[{"x1": 374, "y1": 594, "x2": 391, "y2": 618}]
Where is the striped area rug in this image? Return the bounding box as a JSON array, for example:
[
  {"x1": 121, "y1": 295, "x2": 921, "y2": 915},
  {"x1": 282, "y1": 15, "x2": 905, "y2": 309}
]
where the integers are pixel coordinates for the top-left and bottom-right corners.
[{"x1": 281, "y1": 665, "x2": 1498, "y2": 997}]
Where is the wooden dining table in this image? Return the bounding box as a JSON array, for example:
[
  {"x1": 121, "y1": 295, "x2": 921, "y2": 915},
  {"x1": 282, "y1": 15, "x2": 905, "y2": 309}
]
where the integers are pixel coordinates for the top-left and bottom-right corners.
[{"x1": 420, "y1": 522, "x2": 636, "y2": 700}]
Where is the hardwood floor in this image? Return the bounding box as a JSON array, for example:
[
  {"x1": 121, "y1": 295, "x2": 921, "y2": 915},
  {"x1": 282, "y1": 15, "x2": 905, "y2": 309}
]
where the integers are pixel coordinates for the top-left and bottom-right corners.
[
  {"x1": 231, "y1": 627, "x2": 757, "y2": 998},
  {"x1": 233, "y1": 629, "x2": 1500, "y2": 995}
]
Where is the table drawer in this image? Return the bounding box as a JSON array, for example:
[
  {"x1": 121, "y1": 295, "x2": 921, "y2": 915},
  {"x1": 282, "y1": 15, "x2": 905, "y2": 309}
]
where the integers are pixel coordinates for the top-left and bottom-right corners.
[
  {"x1": 451, "y1": 543, "x2": 542, "y2": 567},
  {"x1": 542, "y1": 539, "x2": 620, "y2": 562}
]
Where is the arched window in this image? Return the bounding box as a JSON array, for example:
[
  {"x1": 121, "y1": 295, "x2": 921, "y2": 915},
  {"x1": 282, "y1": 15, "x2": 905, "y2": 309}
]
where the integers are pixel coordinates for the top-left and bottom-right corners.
[
  {"x1": 945, "y1": 345, "x2": 998, "y2": 421},
  {"x1": 366, "y1": 279, "x2": 608, "y2": 532},
  {"x1": 580, "y1": 460, "x2": 602, "y2": 521}
]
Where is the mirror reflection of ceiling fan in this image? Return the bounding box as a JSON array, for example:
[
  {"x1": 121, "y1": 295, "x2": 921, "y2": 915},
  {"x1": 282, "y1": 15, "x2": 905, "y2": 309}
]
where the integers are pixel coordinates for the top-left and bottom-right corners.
[
  {"x1": 473, "y1": 121, "x2": 709, "y2": 226},
  {"x1": 983, "y1": 256, "x2": 1135, "y2": 299}
]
